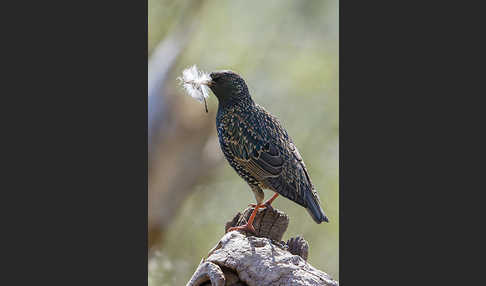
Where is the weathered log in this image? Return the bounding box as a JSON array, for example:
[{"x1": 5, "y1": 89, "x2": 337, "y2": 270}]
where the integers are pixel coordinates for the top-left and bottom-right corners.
[{"x1": 187, "y1": 207, "x2": 339, "y2": 286}]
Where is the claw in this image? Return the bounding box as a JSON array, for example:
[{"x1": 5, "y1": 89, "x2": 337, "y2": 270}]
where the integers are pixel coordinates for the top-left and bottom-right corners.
[
  {"x1": 248, "y1": 203, "x2": 263, "y2": 208},
  {"x1": 228, "y1": 203, "x2": 263, "y2": 235},
  {"x1": 249, "y1": 193, "x2": 279, "y2": 211},
  {"x1": 227, "y1": 223, "x2": 256, "y2": 234},
  {"x1": 248, "y1": 202, "x2": 274, "y2": 212},
  {"x1": 264, "y1": 202, "x2": 274, "y2": 212}
]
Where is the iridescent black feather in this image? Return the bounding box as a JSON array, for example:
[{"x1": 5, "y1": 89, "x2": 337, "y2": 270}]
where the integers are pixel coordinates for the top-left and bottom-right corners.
[{"x1": 209, "y1": 70, "x2": 328, "y2": 223}]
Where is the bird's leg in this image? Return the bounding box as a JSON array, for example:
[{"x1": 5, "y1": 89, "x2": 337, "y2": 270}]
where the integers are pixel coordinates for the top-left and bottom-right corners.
[
  {"x1": 227, "y1": 204, "x2": 262, "y2": 234},
  {"x1": 263, "y1": 192, "x2": 279, "y2": 206},
  {"x1": 249, "y1": 193, "x2": 279, "y2": 211},
  {"x1": 227, "y1": 186, "x2": 265, "y2": 235}
]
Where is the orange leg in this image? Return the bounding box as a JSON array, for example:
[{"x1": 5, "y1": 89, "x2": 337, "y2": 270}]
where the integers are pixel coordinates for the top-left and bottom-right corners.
[
  {"x1": 264, "y1": 193, "x2": 279, "y2": 206},
  {"x1": 249, "y1": 193, "x2": 279, "y2": 210},
  {"x1": 227, "y1": 204, "x2": 263, "y2": 234}
]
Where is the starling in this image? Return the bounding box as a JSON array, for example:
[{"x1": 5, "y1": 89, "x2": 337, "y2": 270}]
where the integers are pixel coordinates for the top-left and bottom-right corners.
[{"x1": 206, "y1": 70, "x2": 329, "y2": 234}]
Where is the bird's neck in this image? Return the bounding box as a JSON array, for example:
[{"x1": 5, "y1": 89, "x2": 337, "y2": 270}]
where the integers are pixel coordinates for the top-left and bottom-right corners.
[{"x1": 217, "y1": 92, "x2": 255, "y2": 110}]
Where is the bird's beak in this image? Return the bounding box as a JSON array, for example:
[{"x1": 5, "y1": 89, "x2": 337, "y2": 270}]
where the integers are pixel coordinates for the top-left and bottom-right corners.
[
  {"x1": 205, "y1": 72, "x2": 218, "y2": 87},
  {"x1": 204, "y1": 79, "x2": 214, "y2": 87}
]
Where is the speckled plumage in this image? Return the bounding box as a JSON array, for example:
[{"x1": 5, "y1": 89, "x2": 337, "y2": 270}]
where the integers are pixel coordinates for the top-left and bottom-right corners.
[{"x1": 209, "y1": 70, "x2": 328, "y2": 224}]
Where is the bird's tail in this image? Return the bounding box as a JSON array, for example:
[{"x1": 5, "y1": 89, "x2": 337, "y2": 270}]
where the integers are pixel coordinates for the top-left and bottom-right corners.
[{"x1": 304, "y1": 190, "x2": 329, "y2": 224}]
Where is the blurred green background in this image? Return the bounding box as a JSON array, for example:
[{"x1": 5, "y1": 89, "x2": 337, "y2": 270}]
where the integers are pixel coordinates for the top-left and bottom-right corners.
[{"x1": 148, "y1": 0, "x2": 338, "y2": 284}]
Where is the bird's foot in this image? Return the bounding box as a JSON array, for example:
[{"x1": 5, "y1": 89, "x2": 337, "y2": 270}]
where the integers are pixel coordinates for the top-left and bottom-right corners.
[
  {"x1": 248, "y1": 193, "x2": 279, "y2": 212},
  {"x1": 227, "y1": 223, "x2": 257, "y2": 235},
  {"x1": 248, "y1": 202, "x2": 274, "y2": 212}
]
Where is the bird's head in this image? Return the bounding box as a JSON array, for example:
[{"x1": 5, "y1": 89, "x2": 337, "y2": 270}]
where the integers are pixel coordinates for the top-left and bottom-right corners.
[{"x1": 206, "y1": 70, "x2": 252, "y2": 106}]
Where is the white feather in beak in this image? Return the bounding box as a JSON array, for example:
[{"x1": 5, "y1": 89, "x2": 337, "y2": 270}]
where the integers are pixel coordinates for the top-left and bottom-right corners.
[{"x1": 178, "y1": 65, "x2": 211, "y2": 103}]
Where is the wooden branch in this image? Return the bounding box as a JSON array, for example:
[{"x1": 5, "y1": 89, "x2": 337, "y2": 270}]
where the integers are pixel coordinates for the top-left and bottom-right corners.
[{"x1": 187, "y1": 207, "x2": 339, "y2": 286}]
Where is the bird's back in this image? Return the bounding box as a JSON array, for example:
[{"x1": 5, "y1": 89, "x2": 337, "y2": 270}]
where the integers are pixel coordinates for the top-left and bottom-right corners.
[{"x1": 216, "y1": 103, "x2": 328, "y2": 223}]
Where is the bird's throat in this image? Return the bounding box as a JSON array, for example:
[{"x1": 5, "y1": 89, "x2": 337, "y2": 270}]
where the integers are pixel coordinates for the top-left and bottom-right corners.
[{"x1": 215, "y1": 92, "x2": 254, "y2": 110}]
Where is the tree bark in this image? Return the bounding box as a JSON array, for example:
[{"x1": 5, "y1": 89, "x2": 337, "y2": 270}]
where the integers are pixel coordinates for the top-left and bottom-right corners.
[{"x1": 186, "y1": 207, "x2": 339, "y2": 286}]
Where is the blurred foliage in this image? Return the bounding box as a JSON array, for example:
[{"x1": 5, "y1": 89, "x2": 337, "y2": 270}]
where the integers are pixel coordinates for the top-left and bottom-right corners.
[{"x1": 149, "y1": 0, "x2": 338, "y2": 284}]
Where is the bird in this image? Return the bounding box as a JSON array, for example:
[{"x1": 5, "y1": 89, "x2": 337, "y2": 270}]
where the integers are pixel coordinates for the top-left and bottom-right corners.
[{"x1": 206, "y1": 70, "x2": 328, "y2": 234}]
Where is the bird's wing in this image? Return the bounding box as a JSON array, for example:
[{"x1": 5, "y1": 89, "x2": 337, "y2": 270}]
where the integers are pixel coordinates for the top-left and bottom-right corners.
[
  {"x1": 222, "y1": 109, "x2": 284, "y2": 182},
  {"x1": 254, "y1": 106, "x2": 324, "y2": 216},
  {"x1": 221, "y1": 105, "x2": 308, "y2": 196},
  {"x1": 220, "y1": 104, "x2": 327, "y2": 222}
]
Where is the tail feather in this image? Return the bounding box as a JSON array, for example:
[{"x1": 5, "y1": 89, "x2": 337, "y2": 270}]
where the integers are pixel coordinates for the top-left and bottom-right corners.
[{"x1": 304, "y1": 190, "x2": 329, "y2": 224}]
